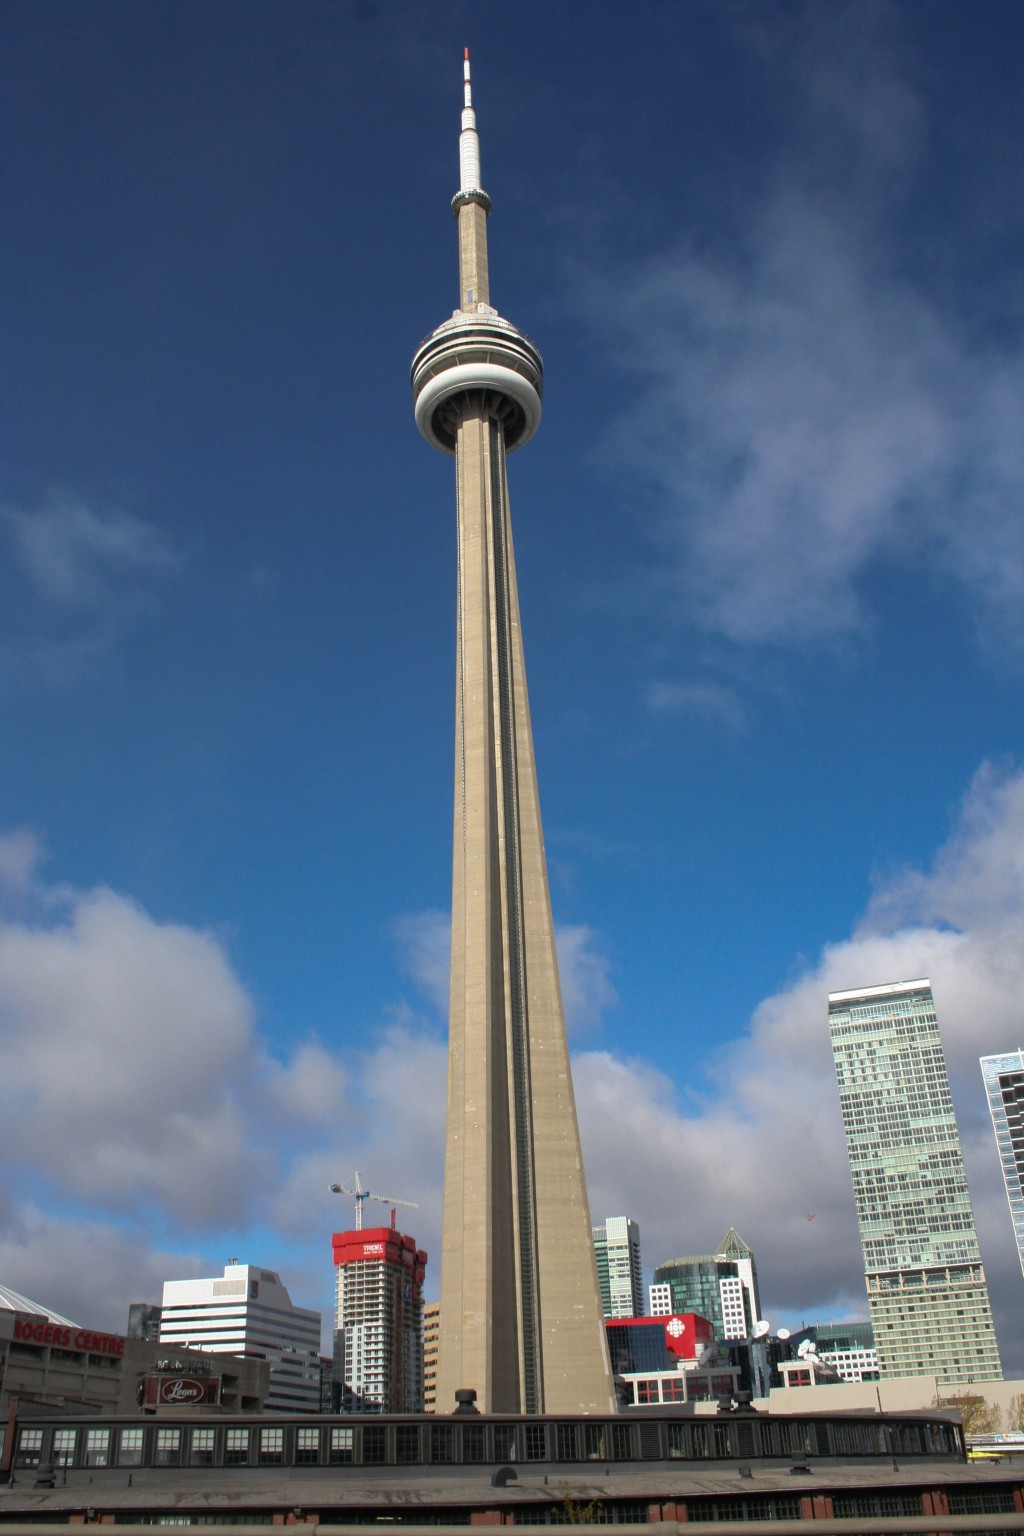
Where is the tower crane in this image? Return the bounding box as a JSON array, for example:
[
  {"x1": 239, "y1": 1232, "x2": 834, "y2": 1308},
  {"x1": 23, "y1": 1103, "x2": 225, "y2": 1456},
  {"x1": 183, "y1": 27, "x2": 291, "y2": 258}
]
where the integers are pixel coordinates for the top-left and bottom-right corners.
[{"x1": 328, "y1": 1171, "x2": 418, "y2": 1230}]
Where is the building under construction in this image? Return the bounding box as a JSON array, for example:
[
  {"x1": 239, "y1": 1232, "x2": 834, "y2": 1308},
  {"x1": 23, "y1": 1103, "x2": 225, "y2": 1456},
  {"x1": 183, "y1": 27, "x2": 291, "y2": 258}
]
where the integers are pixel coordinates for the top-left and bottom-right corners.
[{"x1": 332, "y1": 1225, "x2": 426, "y2": 1414}]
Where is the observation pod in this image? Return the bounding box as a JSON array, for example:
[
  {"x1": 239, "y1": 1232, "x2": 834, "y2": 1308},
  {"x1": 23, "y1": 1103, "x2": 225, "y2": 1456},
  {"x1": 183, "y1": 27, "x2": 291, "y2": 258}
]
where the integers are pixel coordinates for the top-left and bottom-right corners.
[{"x1": 411, "y1": 311, "x2": 543, "y2": 456}]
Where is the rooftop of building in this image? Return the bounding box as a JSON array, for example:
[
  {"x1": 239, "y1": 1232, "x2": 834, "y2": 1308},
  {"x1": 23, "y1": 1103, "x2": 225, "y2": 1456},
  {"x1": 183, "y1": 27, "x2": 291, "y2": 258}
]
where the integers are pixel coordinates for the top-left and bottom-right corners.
[{"x1": 0, "y1": 1284, "x2": 75, "y2": 1326}]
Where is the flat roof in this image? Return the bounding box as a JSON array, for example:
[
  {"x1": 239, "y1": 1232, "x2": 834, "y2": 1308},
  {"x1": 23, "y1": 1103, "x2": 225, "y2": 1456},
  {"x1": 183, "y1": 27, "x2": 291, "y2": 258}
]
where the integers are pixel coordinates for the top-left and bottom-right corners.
[{"x1": 828, "y1": 979, "x2": 931, "y2": 1005}]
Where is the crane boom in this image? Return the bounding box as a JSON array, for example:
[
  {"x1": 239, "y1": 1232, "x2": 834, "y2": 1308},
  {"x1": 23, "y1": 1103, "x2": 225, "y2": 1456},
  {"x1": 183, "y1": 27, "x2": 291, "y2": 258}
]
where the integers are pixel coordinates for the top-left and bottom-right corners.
[{"x1": 329, "y1": 1171, "x2": 419, "y2": 1230}]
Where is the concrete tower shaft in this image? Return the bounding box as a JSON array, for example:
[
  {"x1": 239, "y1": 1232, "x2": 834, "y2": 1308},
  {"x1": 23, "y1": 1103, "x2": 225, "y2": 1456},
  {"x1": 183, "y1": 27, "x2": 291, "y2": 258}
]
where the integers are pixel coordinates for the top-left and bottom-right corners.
[{"x1": 410, "y1": 54, "x2": 614, "y2": 1416}]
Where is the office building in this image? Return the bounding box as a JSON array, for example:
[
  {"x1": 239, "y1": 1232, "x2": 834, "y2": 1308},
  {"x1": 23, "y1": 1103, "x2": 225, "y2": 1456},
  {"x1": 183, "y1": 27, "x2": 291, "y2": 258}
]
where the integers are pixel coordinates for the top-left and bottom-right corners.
[
  {"x1": 981, "y1": 1049, "x2": 1024, "y2": 1276},
  {"x1": 332, "y1": 1225, "x2": 426, "y2": 1414},
  {"x1": 159, "y1": 1263, "x2": 321, "y2": 1411},
  {"x1": 651, "y1": 1229, "x2": 760, "y2": 1341},
  {"x1": 411, "y1": 52, "x2": 613, "y2": 1412},
  {"x1": 828, "y1": 979, "x2": 1002, "y2": 1384},
  {"x1": 593, "y1": 1217, "x2": 644, "y2": 1318}
]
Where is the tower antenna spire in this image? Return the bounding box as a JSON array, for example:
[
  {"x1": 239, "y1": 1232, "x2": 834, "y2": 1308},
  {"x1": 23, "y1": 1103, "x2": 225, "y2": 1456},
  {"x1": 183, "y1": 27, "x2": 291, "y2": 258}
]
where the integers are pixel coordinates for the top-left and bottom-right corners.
[{"x1": 452, "y1": 48, "x2": 492, "y2": 310}]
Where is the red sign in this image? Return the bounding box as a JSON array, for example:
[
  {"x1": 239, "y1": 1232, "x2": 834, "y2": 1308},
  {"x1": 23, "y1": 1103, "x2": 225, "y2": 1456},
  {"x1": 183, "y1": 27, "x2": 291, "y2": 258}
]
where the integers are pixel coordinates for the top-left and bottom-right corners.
[{"x1": 13, "y1": 1318, "x2": 124, "y2": 1357}]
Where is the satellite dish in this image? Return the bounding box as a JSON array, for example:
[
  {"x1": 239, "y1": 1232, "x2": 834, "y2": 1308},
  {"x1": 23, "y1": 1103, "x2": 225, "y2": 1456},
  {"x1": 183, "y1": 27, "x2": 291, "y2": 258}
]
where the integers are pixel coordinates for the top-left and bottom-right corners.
[
  {"x1": 797, "y1": 1338, "x2": 816, "y2": 1359},
  {"x1": 698, "y1": 1344, "x2": 715, "y2": 1366},
  {"x1": 777, "y1": 1328, "x2": 791, "y2": 1340},
  {"x1": 751, "y1": 1319, "x2": 770, "y2": 1340}
]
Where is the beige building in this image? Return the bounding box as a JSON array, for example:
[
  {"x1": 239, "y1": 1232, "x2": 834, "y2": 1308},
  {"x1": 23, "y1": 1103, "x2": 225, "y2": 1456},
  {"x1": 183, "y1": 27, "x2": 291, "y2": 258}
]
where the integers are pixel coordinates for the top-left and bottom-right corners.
[
  {"x1": 411, "y1": 54, "x2": 613, "y2": 1416},
  {"x1": 422, "y1": 1301, "x2": 440, "y2": 1413}
]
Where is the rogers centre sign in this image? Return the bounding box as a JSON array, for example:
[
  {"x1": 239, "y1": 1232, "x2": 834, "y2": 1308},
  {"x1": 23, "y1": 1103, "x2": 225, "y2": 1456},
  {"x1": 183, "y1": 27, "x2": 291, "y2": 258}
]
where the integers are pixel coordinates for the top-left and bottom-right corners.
[{"x1": 14, "y1": 1318, "x2": 125, "y2": 1357}]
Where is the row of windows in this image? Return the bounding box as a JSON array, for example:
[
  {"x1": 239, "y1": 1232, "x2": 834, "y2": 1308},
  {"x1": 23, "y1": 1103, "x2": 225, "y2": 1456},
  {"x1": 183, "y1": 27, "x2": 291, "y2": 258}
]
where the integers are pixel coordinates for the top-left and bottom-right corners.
[{"x1": 14, "y1": 1414, "x2": 963, "y2": 1472}]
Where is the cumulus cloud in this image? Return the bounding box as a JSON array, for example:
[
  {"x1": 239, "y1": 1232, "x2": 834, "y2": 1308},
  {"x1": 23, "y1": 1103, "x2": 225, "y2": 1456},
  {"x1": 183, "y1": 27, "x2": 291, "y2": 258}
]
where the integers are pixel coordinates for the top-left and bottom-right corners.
[
  {"x1": 0, "y1": 1206, "x2": 209, "y2": 1334},
  {"x1": 585, "y1": 20, "x2": 1024, "y2": 662},
  {"x1": 0, "y1": 849, "x2": 362, "y2": 1237}
]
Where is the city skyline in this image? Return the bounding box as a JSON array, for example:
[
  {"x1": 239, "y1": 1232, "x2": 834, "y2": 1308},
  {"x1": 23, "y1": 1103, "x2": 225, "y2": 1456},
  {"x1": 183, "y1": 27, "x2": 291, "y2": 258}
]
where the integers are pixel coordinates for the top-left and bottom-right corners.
[{"x1": 2, "y1": 3, "x2": 1024, "y2": 1377}]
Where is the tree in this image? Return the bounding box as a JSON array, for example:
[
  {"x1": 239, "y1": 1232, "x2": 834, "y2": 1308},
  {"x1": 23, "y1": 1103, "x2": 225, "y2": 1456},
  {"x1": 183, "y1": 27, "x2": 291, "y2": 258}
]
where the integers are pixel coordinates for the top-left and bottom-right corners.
[
  {"x1": 935, "y1": 1393, "x2": 1002, "y2": 1435},
  {"x1": 1006, "y1": 1393, "x2": 1024, "y2": 1432}
]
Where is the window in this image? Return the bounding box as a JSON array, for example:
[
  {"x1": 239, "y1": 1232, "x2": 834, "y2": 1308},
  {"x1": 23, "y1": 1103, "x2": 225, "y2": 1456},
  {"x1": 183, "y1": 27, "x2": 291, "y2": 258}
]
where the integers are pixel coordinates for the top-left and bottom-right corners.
[
  {"x1": 685, "y1": 1496, "x2": 801, "y2": 1523},
  {"x1": 119, "y1": 1427, "x2": 145, "y2": 1467},
  {"x1": 190, "y1": 1428, "x2": 216, "y2": 1465},
  {"x1": 463, "y1": 1424, "x2": 487, "y2": 1464},
  {"x1": 524, "y1": 1423, "x2": 548, "y2": 1461},
  {"x1": 637, "y1": 1379, "x2": 659, "y2": 1405},
  {"x1": 296, "y1": 1428, "x2": 320, "y2": 1465},
  {"x1": 947, "y1": 1489, "x2": 1016, "y2": 1515},
  {"x1": 329, "y1": 1427, "x2": 353, "y2": 1465},
  {"x1": 259, "y1": 1427, "x2": 284, "y2": 1465},
  {"x1": 555, "y1": 1425, "x2": 578, "y2": 1462},
  {"x1": 494, "y1": 1425, "x2": 518, "y2": 1462},
  {"x1": 15, "y1": 1429, "x2": 43, "y2": 1469},
  {"x1": 395, "y1": 1426, "x2": 419, "y2": 1465},
  {"x1": 582, "y1": 1424, "x2": 605, "y2": 1461},
  {"x1": 662, "y1": 1378, "x2": 685, "y2": 1403},
  {"x1": 155, "y1": 1429, "x2": 181, "y2": 1467},
  {"x1": 224, "y1": 1428, "x2": 249, "y2": 1466},
  {"x1": 53, "y1": 1429, "x2": 77, "y2": 1468},
  {"x1": 362, "y1": 1425, "x2": 387, "y2": 1464},
  {"x1": 84, "y1": 1428, "x2": 110, "y2": 1467},
  {"x1": 428, "y1": 1424, "x2": 455, "y2": 1463}
]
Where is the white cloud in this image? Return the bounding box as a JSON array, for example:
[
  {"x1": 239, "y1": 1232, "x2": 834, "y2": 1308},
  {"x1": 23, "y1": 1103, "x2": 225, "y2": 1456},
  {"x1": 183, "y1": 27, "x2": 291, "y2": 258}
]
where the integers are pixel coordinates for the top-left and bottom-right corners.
[
  {"x1": 645, "y1": 678, "x2": 745, "y2": 733},
  {"x1": 585, "y1": 28, "x2": 1024, "y2": 660},
  {"x1": 0, "y1": 829, "x2": 45, "y2": 897},
  {"x1": 556, "y1": 923, "x2": 618, "y2": 1035},
  {"x1": 0, "y1": 849, "x2": 363, "y2": 1232},
  {"x1": 1, "y1": 498, "x2": 177, "y2": 610},
  {"x1": 0, "y1": 883, "x2": 258, "y2": 1224},
  {"x1": 0, "y1": 498, "x2": 181, "y2": 689},
  {"x1": 393, "y1": 908, "x2": 450, "y2": 1017}
]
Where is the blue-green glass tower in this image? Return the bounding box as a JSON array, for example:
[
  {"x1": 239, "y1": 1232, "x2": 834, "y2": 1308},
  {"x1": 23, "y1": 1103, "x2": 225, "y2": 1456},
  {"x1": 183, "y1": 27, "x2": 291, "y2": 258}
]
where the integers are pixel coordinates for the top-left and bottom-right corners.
[{"x1": 829, "y1": 979, "x2": 1001, "y2": 1384}]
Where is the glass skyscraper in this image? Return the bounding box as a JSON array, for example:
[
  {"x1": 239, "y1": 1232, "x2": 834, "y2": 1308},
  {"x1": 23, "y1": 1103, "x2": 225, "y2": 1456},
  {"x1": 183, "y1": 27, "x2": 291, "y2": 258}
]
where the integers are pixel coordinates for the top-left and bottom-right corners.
[
  {"x1": 650, "y1": 1230, "x2": 760, "y2": 1342},
  {"x1": 980, "y1": 1049, "x2": 1024, "y2": 1277},
  {"x1": 592, "y1": 1217, "x2": 644, "y2": 1319},
  {"x1": 828, "y1": 979, "x2": 1002, "y2": 1385}
]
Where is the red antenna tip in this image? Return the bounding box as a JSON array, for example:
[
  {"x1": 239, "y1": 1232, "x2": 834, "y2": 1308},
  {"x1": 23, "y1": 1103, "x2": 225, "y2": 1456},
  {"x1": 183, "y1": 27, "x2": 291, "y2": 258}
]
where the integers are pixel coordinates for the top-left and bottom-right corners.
[{"x1": 464, "y1": 47, "x2": 470, "y2": 60}]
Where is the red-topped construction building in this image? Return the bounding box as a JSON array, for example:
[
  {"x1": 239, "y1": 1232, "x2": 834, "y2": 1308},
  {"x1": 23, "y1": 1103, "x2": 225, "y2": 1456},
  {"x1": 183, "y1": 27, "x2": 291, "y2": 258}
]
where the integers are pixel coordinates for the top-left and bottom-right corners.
[{"x1": 332, "y1": 1225, "x2": 426, "y2": 1414}]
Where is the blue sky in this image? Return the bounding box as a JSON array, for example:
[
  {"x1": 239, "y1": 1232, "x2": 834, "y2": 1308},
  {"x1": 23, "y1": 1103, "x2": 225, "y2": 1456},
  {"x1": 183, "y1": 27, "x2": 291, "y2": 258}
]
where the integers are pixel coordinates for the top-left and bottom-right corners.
[{"x1": 3, "y1": 1, "x2": 1024, "y2": 1377}]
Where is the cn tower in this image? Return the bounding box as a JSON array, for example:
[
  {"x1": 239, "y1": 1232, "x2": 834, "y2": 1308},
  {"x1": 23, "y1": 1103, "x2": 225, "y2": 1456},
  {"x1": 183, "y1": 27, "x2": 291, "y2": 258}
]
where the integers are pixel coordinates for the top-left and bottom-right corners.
[{"x1": 411, "y1": 53, "x2": 615, "y2": 1416}]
